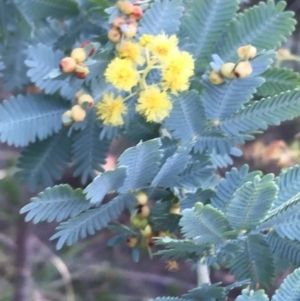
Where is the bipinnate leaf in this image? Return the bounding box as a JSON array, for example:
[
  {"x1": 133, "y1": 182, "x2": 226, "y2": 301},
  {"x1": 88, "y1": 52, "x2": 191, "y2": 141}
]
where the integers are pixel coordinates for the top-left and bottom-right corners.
[
  {"x1": 230, "y1": 234, "x2": 274, "y2": 290},
  {"x1": 16, "y1": 128, "x2": 72, "y2": 192},
  {"x1": 72, "y1": 111, "x2": 110, "y2": 185},
  {"x1": 272, "y1": 267, "x2": 300, "y2": 301},
  {"x1": 221, "y1": 89, "x2": 300, "y2": 135},
  {"x1": 216, "y1": 0, "x2": 296, "y2": 62},
  {"x1": 267, "y1": 231, "x2": 300, "y2": 267},
  {"x1": 15, "y1": 0, "x2": 79, "y2": 21},
  {"x1": 20, "y1": 185, "x2": 90, "y2": 223},
  {"x1": 0, "y1": 94, "x2": 68, "y2": 147},
  {"x1": 151, "y1": 148, "x2": 190, "y2": 187},
  {"x1": 226, "y1": 174, "x2": 278, "y2": 231},
  {"x1": 137, "y1": 0, "x2": 184, "y2": 37},
  {"x1": 164, "y1": 91, "x2": 206, "y2": 143},
  {"x1": 236, "y1": 289, "x2": 269, "y2": 301},
  {"x1": 117, "y1": 139, "x2": 163, "y2": 193},
  {"x1": 180, "y1": 203, "x2": 236, "y2": 244},
  {"x1": 257, "y1": 68, "x2": 300, "y2": 97},
  {"x1": 182, "y1": 0, "x2": 238, "y2": 71},
  {"x1": 51, "y1": 194, "x2": 133, "y2": 250},
  {"x1": 274, "y1": 165, "x2": 300, "y2": 208},
  {"x1": 84, "y1": 168, "x2": 127, "y2": 205},
  {"x1": 211, "y1": 164, "x2": 262, "y2": 212}
]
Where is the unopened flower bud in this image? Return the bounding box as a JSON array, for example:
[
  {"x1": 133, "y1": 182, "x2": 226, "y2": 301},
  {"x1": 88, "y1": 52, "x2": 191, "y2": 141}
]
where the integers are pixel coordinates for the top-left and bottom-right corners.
[
  {"x1": 62, "y1": 110, "x2": 73, "y2": 126},
  {"x1": 220, "y1": 62, "x2": 236, "y2": 79},
  {"x1": 117, "y1": 1, "x2": 134, "y2": 14},
  {"x1": 126, "y1": 236, "x2": 138, "y2": 248},
  {"x1": 209, "y1": 70, "x2": 224, "y2": 85},
  {"x1": 123, "y1": 22, "x2": 138, "y2": 38},
  {"x1": 78, "y1": 94, "x2": 94, "y2": 108},
  {"x1": 137, "y1": 205, "x2": 150, "y2": 219},
  {"x1": 71, "y1": 105, "x2": 86, "y2": 122},
  {"x1": 234, "y1": 61, "x2": 253, "y2": 78},
  {"x1": 237, "y1": 45, "x2": 257, "y2": 60},
  {"x1": 59, "y1": 57, "x2": 76, "y2": 73},
  {"x1": 108, "y1": 28, "x2": 122, "y2": 43},
  {"x1": 71, "y1": 48, "x2": 87, "y2": 63}
]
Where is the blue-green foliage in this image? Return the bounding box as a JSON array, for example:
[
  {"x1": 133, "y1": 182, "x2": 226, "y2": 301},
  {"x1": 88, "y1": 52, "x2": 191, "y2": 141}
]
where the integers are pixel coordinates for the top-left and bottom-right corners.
[
  {"x1": 137, "y1": 0, "x2": 184, "y2": 37},
  {"x1": 181, "y1": 0, "x2": 238, "y2": 71},
  {"x1": 272, "y1": 268, "x2": 300, "y2": 301},
  {"x1": 16, "y1": 128, "x2": 72, "y2": 192},
  {"x1": 1, "y1": 0, "x2": 300, "y2": 300},
  {"x1": 20, "y1": 184, "x2": 90, "y2": 223},
  {"x1": 216, "y1": 0, "x2": 296, "y2": 62},
  {"x1": 72, "y1": 111, "x2": 110, "y2": 185},
  {"x1": 257, "y1": 68, "x2": 300, "y2": 97},
  {"x1": 0, "y1": 94, "x2": 68, "y2": 147}
]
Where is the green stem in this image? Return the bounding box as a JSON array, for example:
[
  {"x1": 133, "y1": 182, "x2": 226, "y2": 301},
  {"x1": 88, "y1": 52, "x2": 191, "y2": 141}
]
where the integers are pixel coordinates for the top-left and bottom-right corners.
[{"x1": 197, "y1": 260, "x2": 210, "y2": 286}]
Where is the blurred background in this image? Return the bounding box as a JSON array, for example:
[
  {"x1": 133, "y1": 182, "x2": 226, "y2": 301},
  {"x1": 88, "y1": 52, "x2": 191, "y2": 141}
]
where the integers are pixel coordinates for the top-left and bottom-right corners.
[{"x1": 2, "y1": 0, "x2": 300, "y2": 300}]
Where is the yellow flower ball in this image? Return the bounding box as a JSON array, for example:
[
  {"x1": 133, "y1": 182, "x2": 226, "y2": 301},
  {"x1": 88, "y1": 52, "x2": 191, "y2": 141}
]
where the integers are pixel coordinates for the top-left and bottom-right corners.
[
  {"x1": 151, "y1": 33, "x2": 178, "y2": 59},
  {"x1": 162, "y1": 70, "x2": 191, "y2": 94},
  {"x1": 165, "y1": 50, "x2": 194, "y2": 76},
  {"x1": 96, "y1": 93, "x2": 127, "y2": 126},
  {"x1": 139, "y1": 34, "x2": 153, "y2": 48},
  {"x1": 104, "y1": 58, "x2": 139, "y2": 91},
  {"x1": 136, "y1": 85, "x2": 172, "y2": 122},
  {"x1": 117, "y1": 41, "x2": 145, "y2": 65}
]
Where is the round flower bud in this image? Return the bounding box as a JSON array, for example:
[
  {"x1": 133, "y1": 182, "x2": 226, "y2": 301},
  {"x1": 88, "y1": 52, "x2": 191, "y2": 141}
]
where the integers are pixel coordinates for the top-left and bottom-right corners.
[
  {"x1": 59, "y1": 57, "x2": 76, "y2": 73},
  {"x1": 170, "y1": 206, "x2": 181, "y2": 215},
  {"x1": 130, "y1": 6, "x2": 143, "y2": 20},
  {"x1": 135, "y1": 191, "x2": 148, "y2": 206},
  {"x1": 237, "y1": 45, "x2": 257, "y2": 60},
  {"x1": 81, "y1": 41, "x2": 96, "y2": 56},
  {"x1": 117, "y1": 1, "x2": 134, "y2": 14},
  {"x1": 140, "y1": 225, "x2": 152, "y2": 237},
  {"x1": 78, "y1": 94, "x2": 94, "y2": 108},
  {"x1": 123, "y1": 22, "x2": 138, "y2": 38},
  {"x1": 75, "y1": 89, "x2": 83, "y2": 101},
  {"x1": 220, "y1": 62, "x2": 236, "y2": 79},
  {"x1": 111, "y1": 16, "x2": 126, "y2": 28},
  {"x1": 75, "y1": 64, "x2": 89, "y2": 79},
  {"x1": 71, "y1": 105, "x2": 86, "y2": 122},
  {"x1": 130, "y1": 215, "x2": 148, "y2": 229},
  {"x1": 137, "y1": 205, "x2": 150, "y2": 219},
  {"x1": 234, "y1": 61, "x2": 253, "y2": 79},
  {"x1": 277, "y1": 48, "x2": 291, "y2": 57},
  {"x1": 209, "y1": 70, "x2": 224, "y2": 85},
  {"x1": 71, "y1": 48, "x2": 87, "y2": 63},
  {"x1": 62, "y1": 110, "x2": 73, "y2": 126},
  {"x1": 108, "y1": 28, "x2": 122, "y2": 43},
  {"x1": 157, "y1": 231, "x2": 170, "y2": 238},
  {"x1": 126, "y1": 236, "x2": 138, "y2": 248}
]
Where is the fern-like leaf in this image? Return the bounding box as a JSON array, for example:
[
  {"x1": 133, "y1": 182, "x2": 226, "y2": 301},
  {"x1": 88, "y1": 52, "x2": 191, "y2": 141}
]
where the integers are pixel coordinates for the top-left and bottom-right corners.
[
  {"x1": 72, "y1": 111, "x2": 110, "y2": 185},
  {"x1": 274, "y1": 165, "x2": 300, "y2": 208},
  {"x1": 51, "y1": 194, "x2": 133, "y2": 250},
  {"x1": 267, "y1": 231, "x2": 300, "y2": 267},
  {"x1": 149, "y1": 298, "x2": 186, "y2": 301},
  {"x1": 84, "y1": 168, "x2": 127, "y2": 205},
  {"x1": 183, "y1": 283, "x2": 226, "y2": 301},
  {"x1": 226, "y1": 174, "x2": 278, "y2": 231},
  {"x1": 258, "y1": 192, "x2": 300, "y2": 230},
  {"x1": 117, "y1": 139, "x2": 163, "y2": 193},
  {"x1": 202, "y1": 72, "x2": 264, "y2": 121},
  {"x1": 137, "y1": 0, "x2": 184, "y2": 37},
  {"x1": 16, "y1": 128, "x2": 71, "y2": 192},
  {"x1": 164, "y1": 91, "x2": 206, "y2": 144},
  {"x1": 151, "y1": 148, "x2": 190, "y2": 188},
  {"x1": 229, "y1": 234, "x2": 274, "y2": 290},
  {"x1": 272, "y1": 267, "x2": 300, "y2": 301},
  {"x1": 236, "y1": 289, "x2": 269, "y2": 301},
  {"x1": 220, "y1": 89, "x2": 300, "y2": 135},
  {"x1": 15, "y1": 0, "x2": 79, "y2": 21},
  {"x1": 25, "y1": 44, "x2": 82, "y2": 99},
  {"x1": 20, "y1": 184, "x2": 90, "y2": 224},
  {"x1": 257, "y1": 68, "x2": 300, "y2": 97},
  {"x1": 216, "y1": 0, "x2": 296, "y2": 62},
  {"x1": 180, "y1": 203, "x2": 236, "y2": 244},
  {"x1": 211, "y1": 164, "x2": 262, "y2": 212},
  {"x1": 181, "y1": 0, "x2": 238, "y2": 71},
  {"x1": 0, "y1": 94, "x2": 68, "y2": 147},
  {"x1": 155, "y1": 238, "x2": 212, "y2": 261}
]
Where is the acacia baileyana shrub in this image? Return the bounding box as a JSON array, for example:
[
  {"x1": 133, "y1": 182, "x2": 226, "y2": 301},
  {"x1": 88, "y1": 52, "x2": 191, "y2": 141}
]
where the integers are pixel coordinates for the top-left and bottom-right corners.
[{"x1": 2, "y1": 0, "x2": 300, "y2": 300}]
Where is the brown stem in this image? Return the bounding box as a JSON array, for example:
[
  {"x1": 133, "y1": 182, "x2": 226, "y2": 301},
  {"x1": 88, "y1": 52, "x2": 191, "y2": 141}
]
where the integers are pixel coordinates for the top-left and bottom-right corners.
[{"x1": 13, "y1": 216, "x2": 32, "y2": 301}]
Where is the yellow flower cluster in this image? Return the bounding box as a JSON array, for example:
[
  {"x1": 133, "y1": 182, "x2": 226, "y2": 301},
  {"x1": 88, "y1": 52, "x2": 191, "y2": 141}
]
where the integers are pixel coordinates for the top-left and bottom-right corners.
[{"x1": 96, "y1": 33, "x2": 195, "y2": 126}]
